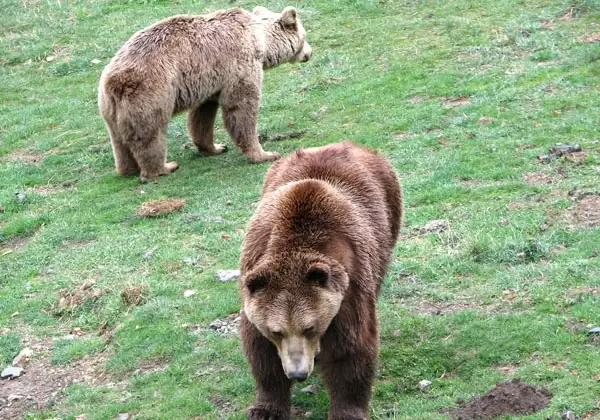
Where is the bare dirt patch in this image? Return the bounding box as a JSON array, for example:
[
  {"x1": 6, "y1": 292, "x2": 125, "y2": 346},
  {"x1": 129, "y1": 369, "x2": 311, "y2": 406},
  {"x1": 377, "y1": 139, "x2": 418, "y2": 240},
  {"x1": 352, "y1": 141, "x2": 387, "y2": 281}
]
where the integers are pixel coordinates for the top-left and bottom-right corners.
[
  {"x1": 259, "y1": 130, "x2": 307, "y2": 143},
  {"x1": 477, "y1": 117, "x2": 496, "y2": 126},
  {"x1": 583, "y1": 32, "x2": 600, "y2": 43},
  {"x1": 411, "y1": 299, "x2": 477, "y2": 316},
  {"x1": 26, "y1": 184, "x2": 59, "y2": 196},
  {"x1": 0, "y1": 235, "x2": 34, "y2": 255},
  {"x1": 0, "y1": 337, "x2": 113, "y2": 419},
  {"x1": 441, "y1": 96, "x2": 471, "y2": 108},
  {"x1": 569, "y1": 195, "x2": 600, "y2": 228},
  {"x1": 208, "y1": 312, "x2": 242, "y2": 337},
  {"x1": 8, "y1": 151, "x2": 45, "y2": 164},
  {"x1": 523, "y1": 172, "x2": 553, "y2": 185},
  {"x1": 137, "y1": 199, "x2": 185, "y2": 217},
  {"x1": 442, "y1": 378, "x2": 551, "y2": 419}
]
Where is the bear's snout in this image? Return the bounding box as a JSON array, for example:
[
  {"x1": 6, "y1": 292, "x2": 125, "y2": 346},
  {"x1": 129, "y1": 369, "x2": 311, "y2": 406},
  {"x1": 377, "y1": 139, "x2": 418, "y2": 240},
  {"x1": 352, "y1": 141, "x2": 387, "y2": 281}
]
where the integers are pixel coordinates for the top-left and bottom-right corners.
[
  {"x1": 288, "y1": 370, "x2": 308, "y2": 382},
  {"x1": 298, "y1": 42, "x2": 312, "y2": 63}
]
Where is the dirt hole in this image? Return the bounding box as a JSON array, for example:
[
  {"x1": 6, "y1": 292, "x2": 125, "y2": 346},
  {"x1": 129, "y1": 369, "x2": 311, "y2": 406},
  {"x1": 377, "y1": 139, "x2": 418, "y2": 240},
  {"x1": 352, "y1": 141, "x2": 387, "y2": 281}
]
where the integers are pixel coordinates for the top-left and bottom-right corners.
[{"x1": 442, "y1": 378, "x2": 551, "y2": 419}]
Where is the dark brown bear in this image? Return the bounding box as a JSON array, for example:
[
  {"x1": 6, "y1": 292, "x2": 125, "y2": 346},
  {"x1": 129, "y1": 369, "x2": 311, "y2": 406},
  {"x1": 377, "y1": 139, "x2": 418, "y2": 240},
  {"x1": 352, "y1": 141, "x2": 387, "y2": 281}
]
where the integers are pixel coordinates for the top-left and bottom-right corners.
[
  {"x1": 239, "y1": 141, "x2": 403, "y2": 420},
  {"x1": 98, "y1": 6, "x2": 312, "y2": 183}
]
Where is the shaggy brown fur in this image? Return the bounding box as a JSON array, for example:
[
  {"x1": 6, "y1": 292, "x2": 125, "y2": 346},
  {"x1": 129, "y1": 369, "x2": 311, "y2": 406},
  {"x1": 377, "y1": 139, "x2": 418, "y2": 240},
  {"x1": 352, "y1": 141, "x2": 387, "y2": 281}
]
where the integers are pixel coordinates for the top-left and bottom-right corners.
[
  {"x1": 98, "y1": 6, "x2": 312, "y2": 183},
  {"x1": 239, "y1": 142, "x2": 403, "y2": 420}
]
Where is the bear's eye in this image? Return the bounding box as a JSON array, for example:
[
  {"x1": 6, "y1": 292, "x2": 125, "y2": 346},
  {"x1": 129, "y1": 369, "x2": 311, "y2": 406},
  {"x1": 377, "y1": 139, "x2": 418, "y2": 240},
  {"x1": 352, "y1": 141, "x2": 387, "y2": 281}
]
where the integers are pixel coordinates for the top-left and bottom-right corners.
[
  {"x1": 270, "y1": 330, "x2": 284, "y2": 339},
  {"x1": 303, "y1": 326, "x2": 315, "y2": 337}
]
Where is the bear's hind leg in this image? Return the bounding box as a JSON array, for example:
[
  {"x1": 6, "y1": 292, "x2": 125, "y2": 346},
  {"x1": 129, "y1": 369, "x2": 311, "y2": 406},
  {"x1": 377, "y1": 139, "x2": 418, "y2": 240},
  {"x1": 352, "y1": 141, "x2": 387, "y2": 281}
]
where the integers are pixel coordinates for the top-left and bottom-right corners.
[
  {"x1": 187, "y1": 101, "x2": 228, "y2": 155},
  {"x1": 320, "y1": 352, "x2": 376, "y2": 420},
  {"x1": 241, "y1": 313, "x2": 292, "y2": 420},
  {"x1": 130, "y1": 129, "x2": 178, "y2": 183},
  {"x1": 108, "y1": 125, "x2": 140, "y2": 176}
]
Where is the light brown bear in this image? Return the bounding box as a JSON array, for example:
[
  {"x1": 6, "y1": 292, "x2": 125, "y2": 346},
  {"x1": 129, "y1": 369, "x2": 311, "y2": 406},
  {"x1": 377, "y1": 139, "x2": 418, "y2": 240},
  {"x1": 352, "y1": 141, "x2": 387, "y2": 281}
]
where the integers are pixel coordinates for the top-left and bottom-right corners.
[
  {"x1": 239, "y1": 142, "x2": 403, "y2": 420},
  {"x1": 98, "y1": 6, "x2": 312, "y2": 183}
]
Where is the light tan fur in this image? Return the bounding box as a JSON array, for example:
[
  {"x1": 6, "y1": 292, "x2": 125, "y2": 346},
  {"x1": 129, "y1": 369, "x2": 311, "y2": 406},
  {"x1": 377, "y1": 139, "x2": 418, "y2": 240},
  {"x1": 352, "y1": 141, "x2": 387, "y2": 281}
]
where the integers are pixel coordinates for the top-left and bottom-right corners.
[{"x1": 98, "y1": 6, "x2": 312, "y2": 182}]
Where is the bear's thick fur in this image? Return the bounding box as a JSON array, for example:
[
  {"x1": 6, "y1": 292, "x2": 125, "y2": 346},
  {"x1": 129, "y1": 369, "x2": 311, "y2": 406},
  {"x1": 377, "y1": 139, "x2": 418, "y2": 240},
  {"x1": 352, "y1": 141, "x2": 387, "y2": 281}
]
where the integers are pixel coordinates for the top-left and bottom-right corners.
[
  {"x1": 239, "y1": 142, "x2": 403, "y2": 420},
  {"x1": 98, "y1": 6, "x2": 312, "y2": 182}
]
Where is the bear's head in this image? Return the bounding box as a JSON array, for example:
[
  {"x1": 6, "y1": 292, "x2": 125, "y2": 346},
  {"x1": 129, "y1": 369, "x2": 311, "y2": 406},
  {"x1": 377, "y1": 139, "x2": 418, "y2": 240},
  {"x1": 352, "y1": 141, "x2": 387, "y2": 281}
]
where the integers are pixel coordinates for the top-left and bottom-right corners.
[
  {"x1": 242, "y1": 251, "x2": 349, "y2": 381},
  {"x1": 252, "y1": 6, "x2": 313, "y2": 68}
]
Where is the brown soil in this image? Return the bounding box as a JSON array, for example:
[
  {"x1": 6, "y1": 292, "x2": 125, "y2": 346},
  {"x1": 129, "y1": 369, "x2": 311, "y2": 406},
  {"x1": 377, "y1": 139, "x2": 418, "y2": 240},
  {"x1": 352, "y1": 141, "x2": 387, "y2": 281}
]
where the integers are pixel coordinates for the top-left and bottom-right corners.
[
  {"x1": 138, "y1": 199, "x2": 185, "y2": 217},
  {"x1": 523, "y1": 172, "x2": 553, "y2": 185},
  {"x1": 442, "y1": 96, "x2": 471, "y2": 108},
  {"x1": 583, "y1": 32, "x2": 600, "y2": 43},
  {"x1": 571, "y1": 195, "x2": 600, "y2": 228},
  {"x1": 0, "y1": 235, "x2": 34, "y2": 255},
  {"x1": 0, "y1": 336, "x2": 114, "y2": 420},
  {"x1": 8, "y1": 151, "x2": 45, "y2": 164},
  {"x1": 477, "y1": 117, "x2": 495, "y2": 126},
  {"x1": 26, "y1": 185, "x2": 58, "y2": 196},
  {"x1": 442, "y1": 378, "x2": 551, "y2": 419}
]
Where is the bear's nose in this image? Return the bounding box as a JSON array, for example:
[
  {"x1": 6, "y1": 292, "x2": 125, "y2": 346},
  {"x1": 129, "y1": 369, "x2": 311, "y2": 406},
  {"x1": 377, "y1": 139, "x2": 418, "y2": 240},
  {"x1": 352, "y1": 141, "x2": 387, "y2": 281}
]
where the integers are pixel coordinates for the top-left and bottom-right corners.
[{"x1": 289, "y1": 370, "x2": 308, "y2": 382}]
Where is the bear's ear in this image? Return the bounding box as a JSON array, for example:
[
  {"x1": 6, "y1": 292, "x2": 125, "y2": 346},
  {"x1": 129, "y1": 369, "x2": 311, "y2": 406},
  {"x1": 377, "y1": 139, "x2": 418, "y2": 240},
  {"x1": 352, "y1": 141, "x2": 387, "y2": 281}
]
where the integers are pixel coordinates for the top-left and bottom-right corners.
[
  {"x1": 305, "y1": 264, "x2": 329, "y2": 287},
  {"x1": 280, "y1": 7, "x2": 298, "y2": 28},
  {"x1": 244, "y1": 273, "x2": 269, "y2": 294}
]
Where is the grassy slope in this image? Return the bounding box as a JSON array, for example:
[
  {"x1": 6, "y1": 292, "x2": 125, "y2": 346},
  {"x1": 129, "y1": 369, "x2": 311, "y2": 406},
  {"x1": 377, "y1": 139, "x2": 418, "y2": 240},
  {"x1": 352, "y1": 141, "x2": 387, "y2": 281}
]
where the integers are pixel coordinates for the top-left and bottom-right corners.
[{"x1": 1, "y1": 0, "x2": 599, "y2": 418}]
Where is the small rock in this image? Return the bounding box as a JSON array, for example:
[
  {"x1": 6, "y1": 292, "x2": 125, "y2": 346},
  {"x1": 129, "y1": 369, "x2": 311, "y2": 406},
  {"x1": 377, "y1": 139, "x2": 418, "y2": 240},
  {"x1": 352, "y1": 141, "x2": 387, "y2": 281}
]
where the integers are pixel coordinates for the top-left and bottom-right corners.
[
  {"x1": 15, "y1": 192, "x2": 28, "y2": 203},
  {"x1": 90, "y1": 58, "x2": 101, "y2": 64},
  {"x1": 0, "y1": 205, "x2": 5, "y2": 213},
  {"x1": 75, "y1": 415, "x2": 87, "y2": 420},
  {"x1": 561, "y1": 410, "x2": 578, "y2": 420},
  {"x1": 88, "y1": 146, "x2": 104, "y2": 153},
  {"x1": 62, "y1": 334, "x2": 76, "y2": 340},
  {"x1": 304, "y1": 412, "x2": 312, "y2": 418},
  {"x1": 215, "y1": 270, "x2": 240, "y2": 283},
  {"x1": 418, "y1": 379, "x2": 432, "y2": 392},
  {"x1": 62, "y1": 180, "x2": 76, "y2": 188},
  {"x1": 1, "y1": 366, "x2": 25, "y2": 379},
  {"x1": 588, "y1": 327, "x2": 600, "y2": 335},
  {"x1": 46, "y1": 55, "x2": 55, "y2": 62},
  {"x1": 300, "y1": 384, "x2": 321, "y2": 394},
  {"x1": 12, "y1": 347, "x2": 33, "y2": 367},
  {"x1": 183, "y1": 289, "x2": 197, "y2": 298},
  {"x1": 207, "y1": 216, "x2": 226, "y2": 223},
  {"x1": 117, "y1": 414, "x2": 132, "y2": 420},
  {"x1": 142, "y1": 247, "x2": 159, "y2": 260},
  {"x1": 8, "y1": 394, "x2": 23, "y2": 402}
]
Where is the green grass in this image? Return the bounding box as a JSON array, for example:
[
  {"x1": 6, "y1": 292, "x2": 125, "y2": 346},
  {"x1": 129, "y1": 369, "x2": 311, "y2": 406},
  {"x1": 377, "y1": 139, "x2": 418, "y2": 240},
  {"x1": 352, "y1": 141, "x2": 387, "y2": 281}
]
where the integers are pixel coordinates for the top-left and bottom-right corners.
[{"x1": 1, "y1": 0, "x2": 600, "y2": 418}]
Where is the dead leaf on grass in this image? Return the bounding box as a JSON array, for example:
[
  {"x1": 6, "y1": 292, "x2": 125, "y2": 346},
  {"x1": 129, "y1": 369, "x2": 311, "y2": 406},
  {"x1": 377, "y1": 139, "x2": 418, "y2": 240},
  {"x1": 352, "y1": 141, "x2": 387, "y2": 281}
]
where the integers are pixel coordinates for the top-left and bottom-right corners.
[
  {"x1": 138, "y1": 199, "x2": 185, "y2": 217},
  {"x1": 121, "y1": 284, "x2": 149, "y2": 306}
]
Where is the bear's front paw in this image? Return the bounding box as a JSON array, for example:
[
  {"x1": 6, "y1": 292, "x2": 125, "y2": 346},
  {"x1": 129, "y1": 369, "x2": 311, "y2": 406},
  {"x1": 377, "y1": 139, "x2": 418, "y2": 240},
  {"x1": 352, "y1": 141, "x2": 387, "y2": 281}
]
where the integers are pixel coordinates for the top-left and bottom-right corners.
[
  {"x1": 247, "y1": 405, "x2": 289, "y2": 420},
  {"x1": 213, "y1": 143, "x2": 228, "y2": 154},
  {"x1": 250, "y1": 151, "x2": 281, "y2": 163}
]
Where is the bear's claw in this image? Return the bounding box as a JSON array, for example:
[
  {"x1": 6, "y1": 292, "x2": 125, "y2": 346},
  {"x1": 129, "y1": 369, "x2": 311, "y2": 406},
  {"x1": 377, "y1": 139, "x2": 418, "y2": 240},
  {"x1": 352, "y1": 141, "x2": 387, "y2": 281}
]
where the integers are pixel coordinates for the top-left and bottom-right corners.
[{"x1": 247, "y1": 405, "x2": 289, "y2": 420}]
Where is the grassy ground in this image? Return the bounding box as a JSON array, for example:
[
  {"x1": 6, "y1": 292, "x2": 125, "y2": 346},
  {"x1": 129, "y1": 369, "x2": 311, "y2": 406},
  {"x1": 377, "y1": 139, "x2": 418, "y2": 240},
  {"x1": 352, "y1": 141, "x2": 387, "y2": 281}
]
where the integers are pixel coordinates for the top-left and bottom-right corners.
[{"x1": 1, "y1": 0, "x2": 600, "y2": 418}]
